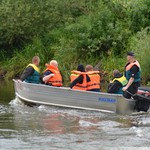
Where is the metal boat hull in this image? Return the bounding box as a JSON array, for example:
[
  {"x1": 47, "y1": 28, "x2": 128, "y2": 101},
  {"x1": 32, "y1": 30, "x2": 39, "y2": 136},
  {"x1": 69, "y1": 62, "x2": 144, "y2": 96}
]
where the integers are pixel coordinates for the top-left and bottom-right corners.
[{"x1": 13, "y1": 79, "x2": 135, "y2": 115}]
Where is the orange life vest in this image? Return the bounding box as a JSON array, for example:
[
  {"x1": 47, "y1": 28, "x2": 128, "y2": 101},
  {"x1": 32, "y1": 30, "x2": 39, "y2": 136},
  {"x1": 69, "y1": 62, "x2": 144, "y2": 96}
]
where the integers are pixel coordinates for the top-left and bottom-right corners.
[
  {"x1": 86, "y1": 71, "x2": 100, "y2": 90},
  {"x1": 125, "y1": 60, "x2": 140, "y2": 71},
  {"x1": 70, "y1": 70, "x2": 87, "y2": 91},
  {"x1": 44, "y1": 64, "x2": 62, "y2": 87},
  {"x1": 125, "y1": 60, "x2": 141, "y2": 82}
]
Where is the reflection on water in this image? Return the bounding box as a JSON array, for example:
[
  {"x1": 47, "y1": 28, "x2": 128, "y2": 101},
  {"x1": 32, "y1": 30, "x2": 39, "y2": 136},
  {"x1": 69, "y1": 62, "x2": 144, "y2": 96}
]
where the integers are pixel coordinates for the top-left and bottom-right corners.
[
  {"x1": 1, "y1": 81, "x2": 150, "y2": 149},
  {"x1": 1, "y1": 98, "x2": 150, "y2": 149},
  {"x1": 0, "y1": 80, "x2": 15, "y2": 104}
]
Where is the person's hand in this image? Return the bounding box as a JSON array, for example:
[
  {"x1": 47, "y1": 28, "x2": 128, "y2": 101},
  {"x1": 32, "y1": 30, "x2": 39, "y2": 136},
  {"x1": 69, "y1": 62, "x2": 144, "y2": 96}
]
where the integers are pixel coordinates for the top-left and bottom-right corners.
[
  {"x1": 63, "y1": 87, "x2": 71, "y2": 90},
  {"x1": 122, "y1": 86, "x2": 128, "y2": 91},
  {"x1": 109, "y1": 80, "x2": 113, "y2": 83},
  {"x1": 17, "y1": 79, "x2": 22, "y2": 83},
  {"x1": 50, "y1": 74, "x2": 54, "y2": 77},
  {"x1": 67, "y1": 87, "x2": 71, "y2": 90}
]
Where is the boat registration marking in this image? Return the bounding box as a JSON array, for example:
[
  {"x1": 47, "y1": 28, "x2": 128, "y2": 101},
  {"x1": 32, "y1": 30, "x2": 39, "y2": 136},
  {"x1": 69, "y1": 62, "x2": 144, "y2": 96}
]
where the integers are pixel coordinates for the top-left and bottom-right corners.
[{"x1": 98, "y1": 97, "x2": 116, "y2": 103}]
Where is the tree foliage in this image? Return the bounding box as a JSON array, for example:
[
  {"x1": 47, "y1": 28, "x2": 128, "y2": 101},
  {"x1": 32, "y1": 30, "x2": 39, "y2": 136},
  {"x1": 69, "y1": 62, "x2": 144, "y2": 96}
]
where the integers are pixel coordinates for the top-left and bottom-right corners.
[{"x1": 0, "y1": 0, "x2": 150, "y2": 84}]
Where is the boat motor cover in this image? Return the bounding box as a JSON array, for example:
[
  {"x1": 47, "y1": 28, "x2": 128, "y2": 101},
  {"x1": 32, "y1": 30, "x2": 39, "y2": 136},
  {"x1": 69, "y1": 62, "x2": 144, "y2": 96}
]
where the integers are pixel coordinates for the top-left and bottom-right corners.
[
  {"x1": 133, "y1": 94, "x2": 150, "y2": 112},
  {"x1": 137, "y1": 87, "x2": 150, "y2": 97}
]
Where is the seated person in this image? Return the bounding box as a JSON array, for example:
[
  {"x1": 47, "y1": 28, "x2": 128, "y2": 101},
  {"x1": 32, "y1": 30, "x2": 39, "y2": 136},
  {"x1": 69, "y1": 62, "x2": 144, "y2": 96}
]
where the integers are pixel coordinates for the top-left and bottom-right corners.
[
  {"x1": 69, "y1": 64, "x2": 90, "y2": 91},
  {"x1": 85, "y1": 65, "x2": 100, "y2": 92},
  {"x1": 107, "y1": 69, "x2": 127, "y2": 94},
  {"x1": 43, "y1": 60, "x2": 63, "y2": 87},
  {"x1": 19, "y1": 56, "x2": 41, "y2": 84}
]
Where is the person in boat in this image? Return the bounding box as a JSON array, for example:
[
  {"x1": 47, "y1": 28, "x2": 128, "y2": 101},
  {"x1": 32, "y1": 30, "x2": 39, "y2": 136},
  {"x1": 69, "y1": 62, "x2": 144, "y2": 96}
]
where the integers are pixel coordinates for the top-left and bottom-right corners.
[
  {"x1": 85, "y1": 64, "x2": 100, "y2": 92},
  {"x1": 19, "y1": 56, "x2": 41, "y2": 84},
  {"x1": 107, "y1": 69, "x2": 128, "y2": 94},
  {"x1": 69, "y1": 64, "x2": 90, "y2": 91},
  {"x1": 122, "y1": 52, "x2": 141, "y2": 98},
  {"x1": 42, "y1": 60, "x2": 63, "y2": 87}
]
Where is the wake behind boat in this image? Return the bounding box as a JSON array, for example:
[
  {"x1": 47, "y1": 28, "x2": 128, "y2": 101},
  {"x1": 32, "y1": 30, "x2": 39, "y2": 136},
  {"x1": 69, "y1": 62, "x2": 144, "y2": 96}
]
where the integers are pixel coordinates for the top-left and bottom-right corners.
[{"x1": 13, "y1": 79, "x2": 150, "y2": 115}]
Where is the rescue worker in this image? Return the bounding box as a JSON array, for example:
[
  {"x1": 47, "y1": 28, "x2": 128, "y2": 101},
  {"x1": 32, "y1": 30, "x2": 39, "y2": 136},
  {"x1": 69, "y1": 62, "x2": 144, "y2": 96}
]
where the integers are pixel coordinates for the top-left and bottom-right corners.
[
  {"x1": 122, "y1": 52, "x2": 141, "y2": 98},
  {"x1": 85, "y1": 65, "x2": 100, "y2": 92},
  {"x1": 107, "y1": 69, "x2": 127, "y2": 94},
  {"x1": 19, "y1": 56, "x2": 41, "y2": 84},
  {"x1": 70, "y1": 64, "x2": 90, "y2": 91},
  {"x1": 43, "y1": 60, "x2": 63, "y2": 87}
]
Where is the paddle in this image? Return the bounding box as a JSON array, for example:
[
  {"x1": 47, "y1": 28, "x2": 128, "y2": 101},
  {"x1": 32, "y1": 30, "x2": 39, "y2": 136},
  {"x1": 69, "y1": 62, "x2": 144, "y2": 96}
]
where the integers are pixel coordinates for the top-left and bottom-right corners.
[
  {"x1": 126, "y1": 90, "x2": 136, "y2": 98},
  {"x1": 126, "y1": 90, "x2": 150, "y2": 101},
  {"x1": 93, "y1": 61, "x2": 107, "y2": 81},
  {"x1": 93, "y1": 61, "x2": 101, "y2": 71}
]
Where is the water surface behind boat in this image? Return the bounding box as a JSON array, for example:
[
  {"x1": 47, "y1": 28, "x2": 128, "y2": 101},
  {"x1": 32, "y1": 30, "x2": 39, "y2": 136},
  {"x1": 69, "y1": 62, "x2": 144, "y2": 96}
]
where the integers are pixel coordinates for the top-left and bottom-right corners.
[{"x1": 1, "y1": 81, "x2": 150, "y2": 149}]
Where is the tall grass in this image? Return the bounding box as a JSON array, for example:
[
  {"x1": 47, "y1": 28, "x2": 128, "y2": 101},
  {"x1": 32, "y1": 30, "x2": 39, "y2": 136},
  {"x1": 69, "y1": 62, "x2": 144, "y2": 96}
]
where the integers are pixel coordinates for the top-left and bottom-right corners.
[{"x1": 3, "y1": 37, "x2": 54, "y2": 80}]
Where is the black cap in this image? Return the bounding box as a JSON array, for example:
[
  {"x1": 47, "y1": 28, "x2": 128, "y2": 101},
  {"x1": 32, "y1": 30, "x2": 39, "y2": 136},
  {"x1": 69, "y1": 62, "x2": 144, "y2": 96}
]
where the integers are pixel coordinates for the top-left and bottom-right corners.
[
  {"x1": 77, "y1": 64, "x2": 85, "y2": 72},
  {"x1": 127, "y1": 51, "x2": 135, "y2": 56}
]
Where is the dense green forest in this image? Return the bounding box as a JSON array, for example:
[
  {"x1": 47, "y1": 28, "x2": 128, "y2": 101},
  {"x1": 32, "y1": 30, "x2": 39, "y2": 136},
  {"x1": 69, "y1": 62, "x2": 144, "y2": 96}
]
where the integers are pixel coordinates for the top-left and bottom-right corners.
[{"x1": 0, "y1": 0, "x2": 150, "y2": 87}]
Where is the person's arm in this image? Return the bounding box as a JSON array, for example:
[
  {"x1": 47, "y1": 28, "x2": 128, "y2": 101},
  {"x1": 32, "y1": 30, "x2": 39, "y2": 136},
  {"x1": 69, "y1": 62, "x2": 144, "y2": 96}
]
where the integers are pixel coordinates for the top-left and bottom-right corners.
[
  {"x1": 69, "y1": 75, "x2": 83, "y2": 88},
  {"x1": 107, "y1": 81, "x2": 122, "y2": 93},
  {"x1": 122, "y1": 77, "x2": 134, "y2": 91},
  {"x1": 42, "y1": 71, "x2": 54, "y2": 83},
  {"x1": 43, "y1": 74, "x2": 54, "y2": 83},
  {"x1": 122, "y1": 65, "x2": 139, "y2": 91},
  {"x1": 20, "y1": 66, "x2": 34, "y2": 81}
]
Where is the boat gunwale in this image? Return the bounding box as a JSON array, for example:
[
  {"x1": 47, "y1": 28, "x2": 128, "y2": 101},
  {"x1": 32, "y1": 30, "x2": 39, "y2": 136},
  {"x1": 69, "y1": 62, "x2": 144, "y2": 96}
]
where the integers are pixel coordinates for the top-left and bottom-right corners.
[{"x1": 13, "y1": 79, "x2": 124, "y2": 98}]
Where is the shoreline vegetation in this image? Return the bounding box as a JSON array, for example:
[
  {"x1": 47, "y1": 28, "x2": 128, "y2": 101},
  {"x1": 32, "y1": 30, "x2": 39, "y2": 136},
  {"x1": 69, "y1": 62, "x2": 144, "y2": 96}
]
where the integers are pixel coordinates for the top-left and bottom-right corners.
[{"x1": 0, "y1": 0, "x2": 150, "y2": 88}]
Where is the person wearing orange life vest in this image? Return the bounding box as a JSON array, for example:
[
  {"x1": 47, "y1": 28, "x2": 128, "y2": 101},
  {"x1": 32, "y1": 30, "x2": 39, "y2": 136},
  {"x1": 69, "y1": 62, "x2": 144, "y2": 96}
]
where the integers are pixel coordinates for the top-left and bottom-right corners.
[
  {"x1": 69, "y1": 64, "x2": 90, "y2": 91},
  {"x1": 43, "y1": 60, "x2": 63, "y2": 87},
  {"x1": 85, "y1": 65, "x2": 100, "y2": 92},
  {"x1": 122, "y1": 52, "x2": 141, "y2": 98}
]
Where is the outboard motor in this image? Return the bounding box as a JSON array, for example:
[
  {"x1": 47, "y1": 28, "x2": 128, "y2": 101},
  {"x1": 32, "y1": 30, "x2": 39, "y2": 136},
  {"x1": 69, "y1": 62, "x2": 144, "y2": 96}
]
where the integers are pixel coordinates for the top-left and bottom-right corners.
[{"x1": 134, "y1": 87, "x2": 150, "y2": 112}]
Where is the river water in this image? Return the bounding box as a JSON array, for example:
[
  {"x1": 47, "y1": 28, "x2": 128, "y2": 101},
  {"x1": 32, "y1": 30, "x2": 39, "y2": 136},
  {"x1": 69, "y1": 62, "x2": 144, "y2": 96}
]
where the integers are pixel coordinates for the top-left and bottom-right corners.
[{"x1": 0, "y1": 80, "x2": 150, "y2": 150}]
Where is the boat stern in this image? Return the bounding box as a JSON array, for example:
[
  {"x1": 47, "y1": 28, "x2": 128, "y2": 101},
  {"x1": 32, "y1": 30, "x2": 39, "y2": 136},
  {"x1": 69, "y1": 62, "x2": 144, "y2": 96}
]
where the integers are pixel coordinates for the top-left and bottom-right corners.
[{"x1": 116, "y1": 96, "x2": 135, "y2": 115}]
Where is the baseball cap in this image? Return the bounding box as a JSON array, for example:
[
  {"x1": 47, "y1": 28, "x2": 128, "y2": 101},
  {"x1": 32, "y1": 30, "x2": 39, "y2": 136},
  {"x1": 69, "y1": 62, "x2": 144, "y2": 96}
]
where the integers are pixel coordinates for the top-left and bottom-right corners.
[{"x1": 127, "y1": 51, "x2": 135, "y2": 56}]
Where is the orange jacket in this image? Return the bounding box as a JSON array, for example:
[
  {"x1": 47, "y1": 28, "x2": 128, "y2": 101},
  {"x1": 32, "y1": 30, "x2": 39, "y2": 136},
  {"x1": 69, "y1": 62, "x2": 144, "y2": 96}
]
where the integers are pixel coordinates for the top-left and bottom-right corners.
[
  {"x1": 70, "y1": 70, "x2": 87, "y2": 91},
  {"x1": 86, "y1": 71, "x2": 100, "y2": 90},
  {"x1": 125, "y1": 60, "x2": 140, "y2": 71},
  {"x1": 44, "y1": 64, "x2": 62, "y2": 87},
  {"x1": 125, "y1": 60, "x2": 141, "y2": 82}
]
